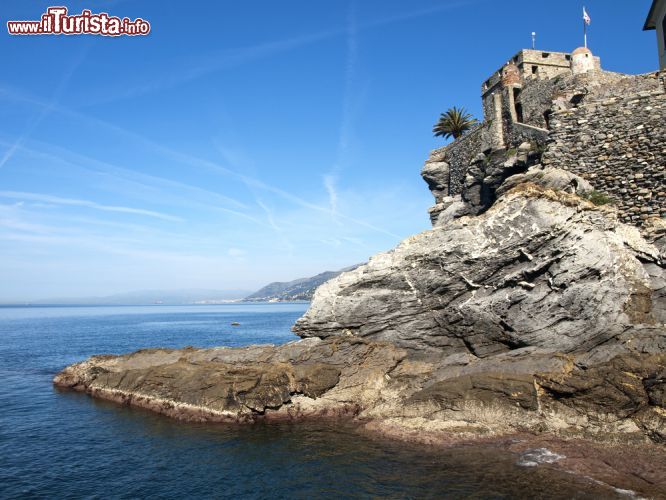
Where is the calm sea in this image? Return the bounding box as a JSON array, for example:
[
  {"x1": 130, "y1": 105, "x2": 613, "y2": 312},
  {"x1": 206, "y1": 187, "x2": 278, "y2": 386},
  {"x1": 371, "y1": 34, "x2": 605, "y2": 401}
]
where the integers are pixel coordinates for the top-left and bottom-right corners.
[{"x1": 0, "y1": 304, "x2": 627, "y2": 498}]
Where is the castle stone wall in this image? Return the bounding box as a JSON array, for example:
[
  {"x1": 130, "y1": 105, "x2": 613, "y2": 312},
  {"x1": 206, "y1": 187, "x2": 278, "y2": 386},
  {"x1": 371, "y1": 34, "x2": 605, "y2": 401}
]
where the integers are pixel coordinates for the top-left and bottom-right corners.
[
  {"x1": 543, "y1": 88, "x2": 666, "y2": 225},
  {"x1": 429, "y1": 47, "x2": 665, "y2": 229},
  {"x1": 482, "y1": 50, "x2": 573, "y2": 121},
  {"x1": 506, "y1": 122, "x2": 549, "y2": 146},
  {"x1": 514, "y1": 76, "x2": 559, "y2": 128},
  {"x1": 515, "y1": 49, "x2": 572, "y2": 82},
  {"x1": 585, "y1": 72, "x2": 664, "y2": 100},
  {"x1": 438, "y1": 124, "x2": 493, "y2": 195}
]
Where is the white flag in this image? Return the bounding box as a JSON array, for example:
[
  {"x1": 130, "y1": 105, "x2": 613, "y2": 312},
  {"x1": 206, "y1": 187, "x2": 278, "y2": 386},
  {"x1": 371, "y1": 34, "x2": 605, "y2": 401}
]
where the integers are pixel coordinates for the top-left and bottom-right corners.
[{"x1": 583, "y1": 7, "x2": 591, "y2": 25}]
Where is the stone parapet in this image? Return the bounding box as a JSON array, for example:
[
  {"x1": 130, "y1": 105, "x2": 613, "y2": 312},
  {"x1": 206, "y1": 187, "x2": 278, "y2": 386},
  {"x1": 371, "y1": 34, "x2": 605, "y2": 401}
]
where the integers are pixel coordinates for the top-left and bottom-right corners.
[{"x1": 543, "y1": 89, "x2": 666, "y2": 224}]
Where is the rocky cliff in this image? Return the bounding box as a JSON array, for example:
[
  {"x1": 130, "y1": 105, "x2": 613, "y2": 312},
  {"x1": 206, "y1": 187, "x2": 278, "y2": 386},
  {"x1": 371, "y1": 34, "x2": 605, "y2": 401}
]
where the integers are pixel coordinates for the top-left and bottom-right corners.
[
  {"x1": 56, "y1": 162, "x2": 665, "y2": 432},
  {"x1": 54, "y1": 85, "x2": 666, "y2": 497},
  {"x1": 294, "y1": 180, "x2": 663, "y2": 353}
]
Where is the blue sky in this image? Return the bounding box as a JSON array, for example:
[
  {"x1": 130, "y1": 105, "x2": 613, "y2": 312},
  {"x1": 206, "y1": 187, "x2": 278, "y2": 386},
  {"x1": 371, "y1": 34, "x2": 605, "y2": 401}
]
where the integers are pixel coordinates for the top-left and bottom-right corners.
[{"x1": 0, "y1": 0, "x2": 659, "y2": 301}]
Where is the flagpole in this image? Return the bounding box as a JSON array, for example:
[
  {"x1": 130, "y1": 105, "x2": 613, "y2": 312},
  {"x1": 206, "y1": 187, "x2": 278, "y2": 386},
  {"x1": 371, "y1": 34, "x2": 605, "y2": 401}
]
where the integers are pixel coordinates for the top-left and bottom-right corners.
[
  {"x1": 584, "y1": 22, "x2": 587, "y2": 48},
  {"x1": 583, "y1": 6, "x2": 587, "y2": 48}
]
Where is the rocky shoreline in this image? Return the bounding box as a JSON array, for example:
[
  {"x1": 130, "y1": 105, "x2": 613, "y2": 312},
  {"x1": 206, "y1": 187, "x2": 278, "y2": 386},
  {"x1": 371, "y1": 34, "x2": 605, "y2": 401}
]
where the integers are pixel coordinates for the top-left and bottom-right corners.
[
  {"x1": 53, "y1": 326, "x2": 666, "y2": 443},
  {"x1": 54, "y1": 333, "x2": 666, "y2": 497},
  {"x1": 55, "y1": 150, "x2": 665, "y2": 495}
]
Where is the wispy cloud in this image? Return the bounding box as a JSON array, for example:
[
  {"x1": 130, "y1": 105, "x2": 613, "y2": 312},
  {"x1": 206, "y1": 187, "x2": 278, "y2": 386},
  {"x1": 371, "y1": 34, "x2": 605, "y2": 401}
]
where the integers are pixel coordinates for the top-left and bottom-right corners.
[
  {"x1": 0, "y1": 45, "x2": 90, "y2": 170},
  {"x1": 0, "y1": 3, "x2": 483, "y2": 240},
  {"x1": 0, "y1": 201, "x2": 250, "y2": 260},
  {"x1": 14, "y1": 95, "x2": 402, "y2": 238},
  {"x1": 325, "y1": 2, "x2": 361, "y2": 219},
  {"x1": 0, "y1": 137, "x2": 269, "y2": 226},
  {"x1": 256, "y1": 198, "x2": 294, "y2": 251},
  {"x1": 77, "y1": 1, "x2": 479, "y2": 107},
  {"x1": 82, "y1": 29, "x2": 340, "y2": 106},
  {"x1": 339, "y1": 1, "x2": 359, "y2": 164},
  {"x1": 213, "y1": 141, "x2": 296, "y2": 251},
  {"x1": 161, "y1": 141, "x2": 402, "y2": 238},
  {"x1": 323, "y1": 174, "x2": 339, "y2": 218},
  {"x1": 0, "y1": 215, "x2": 63, "y2": 235},
  {"x1": 364, "y1": 1, "x2": 478, "y2": 29},
  {"x1": 0, "y1": 191, "x2": 183, "y2": 222}
]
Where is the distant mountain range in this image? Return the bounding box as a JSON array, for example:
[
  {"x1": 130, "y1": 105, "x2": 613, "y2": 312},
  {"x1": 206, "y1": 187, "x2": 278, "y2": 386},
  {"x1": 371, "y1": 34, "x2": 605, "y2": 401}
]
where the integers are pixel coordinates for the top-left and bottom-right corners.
[
  {"x1": 5, "y1": 266, "x2": 361, "y2": 305},
  {"x1": 244, "y1": 265, "x2": 361, "y2": 302},
  {"x1": 15, "y1": 289, "x2": 251, "y2": 306}
]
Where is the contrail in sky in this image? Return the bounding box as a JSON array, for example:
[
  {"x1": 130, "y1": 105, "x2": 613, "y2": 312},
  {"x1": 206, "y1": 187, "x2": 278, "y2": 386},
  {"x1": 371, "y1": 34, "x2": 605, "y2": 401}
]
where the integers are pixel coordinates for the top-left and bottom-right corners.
[
  {"x1": 0, "y1": 90, "x2": 402, "y2": 238},
  {"x1": 0, "y1": 44, "x2": 90, "y2": 169},
  {"x1": 0, "y1": 191, "x2": 184, "y2": 222}
]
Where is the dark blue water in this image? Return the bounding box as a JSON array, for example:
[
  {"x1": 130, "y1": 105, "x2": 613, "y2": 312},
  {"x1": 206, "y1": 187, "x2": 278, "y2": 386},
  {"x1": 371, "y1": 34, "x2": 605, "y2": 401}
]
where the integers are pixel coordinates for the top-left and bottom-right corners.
[{"x1": 0, "y1": 304, "x2": 626, "y2": 498}]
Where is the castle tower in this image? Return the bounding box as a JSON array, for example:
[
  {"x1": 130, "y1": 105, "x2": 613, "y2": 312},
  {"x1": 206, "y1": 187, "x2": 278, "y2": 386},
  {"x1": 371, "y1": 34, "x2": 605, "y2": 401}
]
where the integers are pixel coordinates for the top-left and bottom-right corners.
[
  {"x1": 501, "y1": 62, "x2": 524, "y2": 125},
  {"x1": 571, "y1": 47, "x2": 596, "y2": 74},
  {"x1": 501, "y1": 62, "x2": 521, "y2": 86}
]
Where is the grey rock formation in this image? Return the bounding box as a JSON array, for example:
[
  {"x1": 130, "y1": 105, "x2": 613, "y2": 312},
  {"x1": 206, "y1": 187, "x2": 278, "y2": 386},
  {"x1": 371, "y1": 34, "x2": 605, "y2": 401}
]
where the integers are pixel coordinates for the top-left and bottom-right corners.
[
  {"x1": 426, "y1": 142, "x2": 553, "y2": 226},
  {"x1": 496, "y1": 165, "x2": 593, "y2": 198},
  {"x1": 54, "y1": 323, "x2": 665, "y2": 429},
  {"x1": 459, "y1": 144, "x2": 542, "y2": 216},
  {"x1": 294, "y1": 183, "x2": 663, "y2": 357},
  {"x1": 434, "y1": 196, "x2": 471, "y2": 226},
  {"x1": 53, "y1": 322, "x2": 666, "y2": 450},
  {"x1": 51, "y1": 42, "x2": 666, "y2": 495},
  {"x1": 54, "y1": 171, "x2": 666, "y2": 491},
  {"x1": 421, "y1": 160, "x2": 450, "y2": 203}
]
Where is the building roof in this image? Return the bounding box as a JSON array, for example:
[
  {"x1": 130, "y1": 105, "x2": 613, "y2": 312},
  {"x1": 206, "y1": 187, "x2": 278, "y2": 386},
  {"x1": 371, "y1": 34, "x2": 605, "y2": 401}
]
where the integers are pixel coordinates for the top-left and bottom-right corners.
[
  {"x1": 572, "y1": 47, "x2": 592, "y2": 56},
  {"x1": 644, "y1": 0, "x2": 663, "y2": 30}
]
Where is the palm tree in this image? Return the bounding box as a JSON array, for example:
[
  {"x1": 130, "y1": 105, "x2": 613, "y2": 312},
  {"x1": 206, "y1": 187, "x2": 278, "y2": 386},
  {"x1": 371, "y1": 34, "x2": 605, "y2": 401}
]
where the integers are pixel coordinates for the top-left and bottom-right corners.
[{"x1": 433, "y1": 107, "x2": 478, "y2": 140}]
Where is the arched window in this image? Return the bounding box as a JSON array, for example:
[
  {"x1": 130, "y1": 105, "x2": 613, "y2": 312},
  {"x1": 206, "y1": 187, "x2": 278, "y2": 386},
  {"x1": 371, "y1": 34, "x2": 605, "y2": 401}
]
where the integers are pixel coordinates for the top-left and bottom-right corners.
[{"x1": 662, "y1": 13, "x2": 666, "y2": 52}]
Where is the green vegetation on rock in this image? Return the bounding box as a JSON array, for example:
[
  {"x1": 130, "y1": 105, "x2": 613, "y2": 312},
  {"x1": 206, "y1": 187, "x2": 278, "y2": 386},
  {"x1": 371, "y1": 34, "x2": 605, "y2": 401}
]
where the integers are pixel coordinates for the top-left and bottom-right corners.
[
  {"x1": 433, "y1": 107, "x2": 478, "y2": 140},
  {"x1": 582, "y1": 190, "x2": 615, "y2": 206}
]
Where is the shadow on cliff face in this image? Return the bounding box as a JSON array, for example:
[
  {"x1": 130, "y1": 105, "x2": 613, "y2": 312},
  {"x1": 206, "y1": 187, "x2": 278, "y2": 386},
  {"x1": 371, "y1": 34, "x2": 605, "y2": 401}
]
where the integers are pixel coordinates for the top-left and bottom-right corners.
[{"x1": 462, "y1": 145, "x2": 540, "y2": 215}]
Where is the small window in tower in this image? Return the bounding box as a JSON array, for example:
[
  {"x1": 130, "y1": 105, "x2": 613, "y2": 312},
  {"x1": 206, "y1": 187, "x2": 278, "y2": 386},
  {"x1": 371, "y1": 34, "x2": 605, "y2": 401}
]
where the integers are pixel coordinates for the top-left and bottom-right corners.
[
  {"x1": 570, "y1": 94, "x2": 585, "y2": 106},
  {"x1": 662, "y1": 15, "x2": 666, "y2": 50},
  {"x1": 565, "y1": 55, "x2": 571, "y2": 61},
  {"x1": 541, "y1": 52, "x2": 550, "y2": 58},
  {"x1": 532, "y1": 66, "x2": 538, "y2": 75}
]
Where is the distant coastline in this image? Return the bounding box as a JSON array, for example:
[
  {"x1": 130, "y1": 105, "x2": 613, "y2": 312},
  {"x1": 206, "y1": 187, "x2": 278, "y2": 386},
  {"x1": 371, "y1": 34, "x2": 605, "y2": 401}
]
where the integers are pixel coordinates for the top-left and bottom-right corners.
[
  {"x1": 0, "y1": 301, "x2": 311, "y2": 308},
  {"x1": 244, "y1": 265, "x2": 360, "y2": 302},
  {"x1": 2, "y1": 266, "x2": 355, "y2": 307}
]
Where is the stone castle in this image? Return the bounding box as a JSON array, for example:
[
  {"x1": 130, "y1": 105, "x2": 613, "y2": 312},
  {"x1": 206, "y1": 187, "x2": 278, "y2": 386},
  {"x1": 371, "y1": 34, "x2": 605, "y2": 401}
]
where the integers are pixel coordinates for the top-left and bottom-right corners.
[{"x1": 422, "y1": 46, "x2": 666, "y2": 228}]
